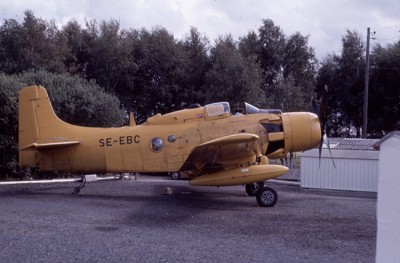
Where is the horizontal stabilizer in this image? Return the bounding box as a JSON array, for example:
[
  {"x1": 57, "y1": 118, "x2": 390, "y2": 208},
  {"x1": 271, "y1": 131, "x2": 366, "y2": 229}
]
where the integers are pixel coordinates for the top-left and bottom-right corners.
[{"x1": 20, "y1": 140, "x2": 80, "y2": 151}]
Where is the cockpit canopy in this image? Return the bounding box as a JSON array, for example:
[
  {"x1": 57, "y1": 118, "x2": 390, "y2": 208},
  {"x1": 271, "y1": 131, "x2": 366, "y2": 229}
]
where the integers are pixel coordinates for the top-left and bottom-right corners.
[
  {"x1": 203, "y1": 102, "x2": 282, "y2": 117},
  {"x1": 204, "y1": 102, "x2": 230, "y2": 120}
]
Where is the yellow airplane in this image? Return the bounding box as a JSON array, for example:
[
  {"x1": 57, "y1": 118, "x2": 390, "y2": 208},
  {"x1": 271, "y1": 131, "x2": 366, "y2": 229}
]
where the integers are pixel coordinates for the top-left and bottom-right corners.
[{"x1": 18, "y1": 85, "x2": 321, "y2": 207}]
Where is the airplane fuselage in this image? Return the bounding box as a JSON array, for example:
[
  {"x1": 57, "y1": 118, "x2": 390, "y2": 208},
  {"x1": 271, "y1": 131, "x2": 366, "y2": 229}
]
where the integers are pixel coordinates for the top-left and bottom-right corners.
[{"x1": 21, "y1": 113, "x2": 268, "y2": 173}]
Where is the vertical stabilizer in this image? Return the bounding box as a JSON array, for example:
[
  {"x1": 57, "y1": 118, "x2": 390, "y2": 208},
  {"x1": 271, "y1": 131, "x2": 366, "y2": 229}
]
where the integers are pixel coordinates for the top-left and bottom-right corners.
[{"x1": 18, "y1": 85, "x2": 71, "y2": 167}]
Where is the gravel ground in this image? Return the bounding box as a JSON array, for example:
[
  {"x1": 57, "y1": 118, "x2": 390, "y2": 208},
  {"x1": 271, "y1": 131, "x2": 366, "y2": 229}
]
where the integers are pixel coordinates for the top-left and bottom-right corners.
[{"x1": 0, "y1": 176, "x2": 377, "y2": 263}]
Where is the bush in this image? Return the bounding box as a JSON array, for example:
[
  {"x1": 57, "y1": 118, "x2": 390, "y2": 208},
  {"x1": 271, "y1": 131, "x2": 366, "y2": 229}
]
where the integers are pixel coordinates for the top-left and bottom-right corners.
[{"x1": 0, "y1": 70, "x2": 126, "y2": 179}]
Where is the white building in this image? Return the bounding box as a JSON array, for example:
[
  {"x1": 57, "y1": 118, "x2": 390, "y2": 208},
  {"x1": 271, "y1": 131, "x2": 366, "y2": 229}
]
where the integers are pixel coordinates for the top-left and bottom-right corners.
[{"x1": 300, "y1": 138, "x2": 380, "y2": 192}]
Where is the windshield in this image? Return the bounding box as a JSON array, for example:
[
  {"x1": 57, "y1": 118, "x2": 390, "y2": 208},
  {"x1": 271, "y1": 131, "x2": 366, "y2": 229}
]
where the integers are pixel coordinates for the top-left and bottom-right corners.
[
  {"x1": 245, "y1": 103, "x2": 262, "y2": 114},
  {"x1": 245, "y1": 102, "x2": 282, "y2": 115}
]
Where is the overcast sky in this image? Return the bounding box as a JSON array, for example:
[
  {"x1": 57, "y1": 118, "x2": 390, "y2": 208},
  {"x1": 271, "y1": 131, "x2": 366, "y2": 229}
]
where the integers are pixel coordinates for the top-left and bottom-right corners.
[{"x1": 1, "y1": 0, "x2": 399, "y2": 59}]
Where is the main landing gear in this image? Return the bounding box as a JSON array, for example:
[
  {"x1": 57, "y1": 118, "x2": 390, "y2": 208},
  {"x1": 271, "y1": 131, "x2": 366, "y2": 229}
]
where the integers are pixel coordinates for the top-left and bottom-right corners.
[{"x1": 245, "y1": 182, "x2": 278, "y2": 207}]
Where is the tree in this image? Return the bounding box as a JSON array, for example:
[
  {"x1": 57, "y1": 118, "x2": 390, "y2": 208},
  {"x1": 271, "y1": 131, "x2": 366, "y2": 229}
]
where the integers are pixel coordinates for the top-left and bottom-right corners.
[
  {"x1": 242, "y1": 20, "x2": 317, "y2": 111},
  {"x1": 266, "y1": 76, "x2": 307, "y2": 112},
  {"x1": 205, "y1": 35, "x2": 264, "y2": 110},
  {"x1": 82, "y1": 19, "x2": 137, "y2": 93},
  {"x1": 257, "y1": 19, "x2": 286, "y2": 89},
  {"x1": 130, "y1": 27, "x2": 191, "y2": 120},
  {"x1": 316, "y1": 55, "x2": 349, "y2": 137},
  {"x1": 0, "y1": 10, "x2": 71, "y2": 74},
  {"x1": 368, "y1": 41, "x2": 400, "y2": 136},
  {"x1": 317, "y1": 32, "x2": 399, "y2": 138},
  {"x1": 316, "y1": 30, "x2": 365, "y2": 137},
  {"x1": 283, "y1": 32, "x2": 317, "y2": 101},
  {"x1": 238, "y1": 31, "x2": 259, "y2": 59},
  {"x1": 0, "y1": 74, "x2": 21, "y2": 178},
  {"x1": 178, "y1": 27, "x2": 212, "y2": 105},
  {"x1": 62, "y1": 19, "x2": 86, "y2": 74}
]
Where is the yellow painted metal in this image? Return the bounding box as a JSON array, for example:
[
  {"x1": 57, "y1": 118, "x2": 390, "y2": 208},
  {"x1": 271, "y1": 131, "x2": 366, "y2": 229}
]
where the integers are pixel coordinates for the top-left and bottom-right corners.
[
  {"x1": 268, "y1": 132, "x2": 284, "y2": 142},
  {"x1": 189, "y1": 165, "x2": 289, "y2": 186},
  {"x1": 180, "y1": 133, "x2": 261, "y2": 172},
  {"x1": 281, "y1": 112, "x2": 321, "y2": 153},
  {"x1": 267, "y1": 148, "x2": 286, "y2": 159},
  {"x1": 129, "y1": 112, "x2": 136, "y2": 126},
  {"x1": 20, "y1": 141, "x2": 80, "y2": 151}
]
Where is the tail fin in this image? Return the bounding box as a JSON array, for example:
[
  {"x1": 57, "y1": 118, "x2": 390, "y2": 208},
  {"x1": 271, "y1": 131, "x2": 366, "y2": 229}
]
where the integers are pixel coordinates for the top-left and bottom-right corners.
[{"x1": 19, "y1": 85, "x2": 79, "y2": 168}]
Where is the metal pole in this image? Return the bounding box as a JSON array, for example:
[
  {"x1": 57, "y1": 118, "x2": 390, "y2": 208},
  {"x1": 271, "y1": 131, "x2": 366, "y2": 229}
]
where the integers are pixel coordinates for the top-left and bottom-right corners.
[{"x1": 363, "y1": 27, "x2": 370, "y2": 138}]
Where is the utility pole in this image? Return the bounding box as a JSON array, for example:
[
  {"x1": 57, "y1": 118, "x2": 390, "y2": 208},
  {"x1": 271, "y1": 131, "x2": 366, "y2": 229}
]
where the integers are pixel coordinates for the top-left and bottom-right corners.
[{"x1": 362, "y1": 27, "x2": 371, "y2": 138}]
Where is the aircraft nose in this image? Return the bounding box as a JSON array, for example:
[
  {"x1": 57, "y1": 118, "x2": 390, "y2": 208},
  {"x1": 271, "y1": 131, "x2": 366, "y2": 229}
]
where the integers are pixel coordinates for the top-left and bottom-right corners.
[{"x1": 282, "y1": 112, "x2": 321, "y2": 152}]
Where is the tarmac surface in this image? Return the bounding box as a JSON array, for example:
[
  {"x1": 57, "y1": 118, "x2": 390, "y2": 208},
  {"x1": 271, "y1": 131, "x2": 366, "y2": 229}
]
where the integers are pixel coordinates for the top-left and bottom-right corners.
[{"x1": 0, "y1": 176, "x2": 377, "y2": 263}]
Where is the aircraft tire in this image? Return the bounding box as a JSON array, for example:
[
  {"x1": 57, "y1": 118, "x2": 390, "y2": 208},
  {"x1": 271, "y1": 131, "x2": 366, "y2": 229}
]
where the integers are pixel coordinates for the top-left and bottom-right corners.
[
  {"x1": 73, "y1": 187, "x2": 80, "y2": 194},
  {"x1": 170, "y1": 172, "x2": 180, "y2": 180},
  {"x1": 245, "y1": 182, "x2": 263, "y2": 196},
  {"x1": 256, "y1": 187, "x2": 278, "y2": 207}
]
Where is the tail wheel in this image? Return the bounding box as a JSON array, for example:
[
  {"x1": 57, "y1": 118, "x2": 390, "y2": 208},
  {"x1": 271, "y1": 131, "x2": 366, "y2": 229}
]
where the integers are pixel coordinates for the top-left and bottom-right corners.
[
  {"x1": 256, "y1": 187, "x2": 278, "y2": 207},
  {"x1": 170, "y1": 172, "x2": 180, "y2": 180}
]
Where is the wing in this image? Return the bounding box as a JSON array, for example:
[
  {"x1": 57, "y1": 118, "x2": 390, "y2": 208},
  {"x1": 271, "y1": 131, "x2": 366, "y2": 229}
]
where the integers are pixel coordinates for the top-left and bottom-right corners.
[{"x1": 180, "y1": 133, "x2": 261, "y2": 176}]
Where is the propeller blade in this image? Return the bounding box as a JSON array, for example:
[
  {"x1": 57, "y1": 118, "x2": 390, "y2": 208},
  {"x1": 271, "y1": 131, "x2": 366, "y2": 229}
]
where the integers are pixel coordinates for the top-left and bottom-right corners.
[
  {"x1": 318, "y1": 137, "x2": 323, "y2": 168},
  {"x1": 314, "y1": 84, "x2": 336, "y2": 169},
  {"x1": 323, "y1": 134, "x2": 336, "y2": 168},
  {"x1": 319, "y1": 85, "x2": 329, "y2": 127},
  {"x1": 311, "y1": 97, "x2": 320, "y2": 117}
]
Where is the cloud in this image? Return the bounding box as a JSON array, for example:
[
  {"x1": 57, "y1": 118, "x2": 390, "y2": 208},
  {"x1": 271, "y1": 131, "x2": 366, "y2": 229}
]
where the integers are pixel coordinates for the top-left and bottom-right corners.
[{"x1": 0, "y1": 0, "x2": 399, "y2": 59}]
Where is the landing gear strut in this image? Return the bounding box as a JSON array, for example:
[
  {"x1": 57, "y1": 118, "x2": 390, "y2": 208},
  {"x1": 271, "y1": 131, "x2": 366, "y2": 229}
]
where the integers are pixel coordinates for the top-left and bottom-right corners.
[
  {"x1": 245, "y1": 182, "x2": 264, "y2": 196},
  {"x1": 73, "y1": 175, "x2": 86, "y2": 194},
  {"x1": 245, "y1": 183, "x2": 278, "y2": 207}
]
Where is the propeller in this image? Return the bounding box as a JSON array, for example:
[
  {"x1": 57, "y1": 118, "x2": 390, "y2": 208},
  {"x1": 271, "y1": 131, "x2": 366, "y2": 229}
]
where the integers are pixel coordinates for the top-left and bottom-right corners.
[{"x1": 312, "y1": 85, "x2": 336, "y2": 168}]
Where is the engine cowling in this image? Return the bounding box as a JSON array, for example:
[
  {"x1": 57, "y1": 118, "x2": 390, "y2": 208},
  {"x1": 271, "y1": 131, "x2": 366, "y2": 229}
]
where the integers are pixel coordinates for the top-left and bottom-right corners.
[{"x1": 281, "y1": 112, "x2": 321, "y2": 153}]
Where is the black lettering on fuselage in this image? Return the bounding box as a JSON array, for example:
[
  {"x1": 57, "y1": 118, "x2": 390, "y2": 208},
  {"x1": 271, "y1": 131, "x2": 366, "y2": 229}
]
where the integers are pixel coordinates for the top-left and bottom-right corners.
[{"x1": 99, "y1": 135, "x2": 140, "y2": 147}]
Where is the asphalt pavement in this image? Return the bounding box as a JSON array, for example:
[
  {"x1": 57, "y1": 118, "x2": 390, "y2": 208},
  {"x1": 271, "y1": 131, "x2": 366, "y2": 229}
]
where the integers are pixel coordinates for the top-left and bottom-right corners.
[{"x1": 0, "y1": 176, "x2": 377, "y2": 263}]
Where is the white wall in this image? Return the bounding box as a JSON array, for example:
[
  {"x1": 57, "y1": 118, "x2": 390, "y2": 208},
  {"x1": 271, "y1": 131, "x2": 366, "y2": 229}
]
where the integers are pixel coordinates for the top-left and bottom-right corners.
[
  {"x1": 300, "y1": 149, "x2": 379, "y2": 192},
  {"x1": 376, "y1": 132, "x2": 400, "y2": 263}
]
